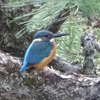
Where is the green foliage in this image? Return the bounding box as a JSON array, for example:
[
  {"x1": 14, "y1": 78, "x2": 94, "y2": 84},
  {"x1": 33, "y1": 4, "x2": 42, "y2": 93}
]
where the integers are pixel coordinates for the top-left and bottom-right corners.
[
  {"x1": 3, "y1": 0, "x2": 44, "y2": 7},
  {"x1": 56, "y1": 15, "x2": 84, "y2": 62},
  {"x1": 3, "y1": 0, "x2": 100, "y2": 63},
  {"x1": 26, "y1": 0, "x2": 69, "y2": 32},
  {"x1": 3, "y1": 0, "x2": 100, "y2": 34},
  {"x1": 75, "y1": 0, "x2": 100, "y2": 17}
]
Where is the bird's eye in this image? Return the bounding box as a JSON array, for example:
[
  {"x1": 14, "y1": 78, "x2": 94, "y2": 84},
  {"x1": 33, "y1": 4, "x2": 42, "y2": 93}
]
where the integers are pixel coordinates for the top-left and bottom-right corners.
[{"x1": 47, "y1": 35, "x2": 52, "y2": 38}]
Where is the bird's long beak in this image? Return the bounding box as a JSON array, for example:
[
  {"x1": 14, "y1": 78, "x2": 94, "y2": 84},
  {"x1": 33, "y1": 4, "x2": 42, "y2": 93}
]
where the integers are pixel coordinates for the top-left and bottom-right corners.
[{"x1": 53, "y1": 33, "x2": 69, "y2": 38}]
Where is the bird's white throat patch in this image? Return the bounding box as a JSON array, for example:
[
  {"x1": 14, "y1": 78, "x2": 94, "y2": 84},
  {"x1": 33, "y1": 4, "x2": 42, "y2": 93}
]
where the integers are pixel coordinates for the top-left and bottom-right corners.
[
  {"x1": 33, "y1": 38, "x2": 42, "y2": 42},
  {"x1": 33, "y1": 38, "x2": 54, "y2": 42},
  {"x1": 50, "y1": 39, "x2": 54, "y2": 42}
]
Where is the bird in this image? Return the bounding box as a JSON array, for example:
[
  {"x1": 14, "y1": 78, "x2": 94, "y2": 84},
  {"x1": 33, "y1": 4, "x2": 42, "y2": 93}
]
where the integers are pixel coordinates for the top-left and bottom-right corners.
[{"x1": 19, "y1": 30, "x2": 68, "y2": 73}]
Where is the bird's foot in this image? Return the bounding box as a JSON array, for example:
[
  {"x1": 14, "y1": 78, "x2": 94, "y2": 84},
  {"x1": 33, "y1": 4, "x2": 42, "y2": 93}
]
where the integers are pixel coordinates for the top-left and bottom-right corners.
[{"x1": 26, "y1": 66, "x2": 35, "y2": 73}]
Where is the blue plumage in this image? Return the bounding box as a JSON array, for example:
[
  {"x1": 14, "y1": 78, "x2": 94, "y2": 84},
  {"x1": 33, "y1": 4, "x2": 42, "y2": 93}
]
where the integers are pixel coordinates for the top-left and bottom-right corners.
[
  {"x1": 20, "y1": 39, "x2": 53, "y2": 72},
  {"x1": 20, "y1": 30, "x2": 68, "y2": 72},
  {"x1": 34, "y1": 30, "x2": 53, "y2": 39}
]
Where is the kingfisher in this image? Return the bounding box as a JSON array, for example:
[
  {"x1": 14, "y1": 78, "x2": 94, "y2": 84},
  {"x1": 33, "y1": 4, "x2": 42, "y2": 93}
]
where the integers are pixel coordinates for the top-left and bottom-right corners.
[{"x1": 20, "y1": 30, "x2": 68, "y2": 73}]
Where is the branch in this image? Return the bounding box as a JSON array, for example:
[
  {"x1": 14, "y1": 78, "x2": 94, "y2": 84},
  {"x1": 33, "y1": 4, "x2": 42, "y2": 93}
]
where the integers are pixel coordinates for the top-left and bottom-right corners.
[
  {"x1": 45, "y1": 9, "x2": 70, "y2": 33},
  {"x1": 80, "y1": 30, "x2": 100, "y2": 75},
  {"x1": 49, "y1": 56, "x2": 82, "y2": 74},
  {"x1": 0, "y1": 50, "x2": 100, "y2": 100},
  {"x1": 87, "y1": 17, "x2": 100, "y2": 28}
]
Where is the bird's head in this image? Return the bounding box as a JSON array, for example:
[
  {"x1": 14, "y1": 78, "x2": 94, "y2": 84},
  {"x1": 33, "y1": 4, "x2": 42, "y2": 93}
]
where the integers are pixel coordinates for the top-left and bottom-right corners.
[{"x1": 34, "y1": 30, "x2": 69, "y2": 40}]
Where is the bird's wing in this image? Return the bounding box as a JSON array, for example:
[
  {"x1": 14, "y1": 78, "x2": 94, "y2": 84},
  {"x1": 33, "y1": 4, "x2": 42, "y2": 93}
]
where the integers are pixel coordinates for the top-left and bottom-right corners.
[{"x1": 23, "y1": 40, "x2": 53, "y2": 65}]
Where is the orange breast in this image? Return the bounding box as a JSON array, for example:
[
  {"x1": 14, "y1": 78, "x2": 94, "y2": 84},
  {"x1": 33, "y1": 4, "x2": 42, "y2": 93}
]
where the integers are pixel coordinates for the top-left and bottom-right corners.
[{"x1": 34, "y1": 41, "x2": 56, "y2": 70}]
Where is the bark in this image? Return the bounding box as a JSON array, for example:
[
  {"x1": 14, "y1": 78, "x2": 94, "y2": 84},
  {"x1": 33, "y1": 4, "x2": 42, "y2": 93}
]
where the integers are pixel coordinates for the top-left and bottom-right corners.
[
  {"x1": 87, "y1": 17, "x2": 100, "y2": 28},
  {"x1": 0, "y1": 50, "x2": 100, "y2": 100},
  {"x1": 49, "y1": 56, "x2": 82, "y2": 74},
  {"x1": 45, "y1": 9, "x2": 70, "y2": 33},
  {"x1": 80, "y1": 30, "x2": 100, "y2": 75},
  {"x1": 0, "y1": 0, "x2": 33, "y2": 57}
]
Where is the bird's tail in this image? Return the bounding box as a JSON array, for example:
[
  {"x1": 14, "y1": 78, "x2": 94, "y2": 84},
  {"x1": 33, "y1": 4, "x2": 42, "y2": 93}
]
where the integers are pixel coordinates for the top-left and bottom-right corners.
[{"x1": 19, "y1": 62, "x2": 28, "y2": 72}]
